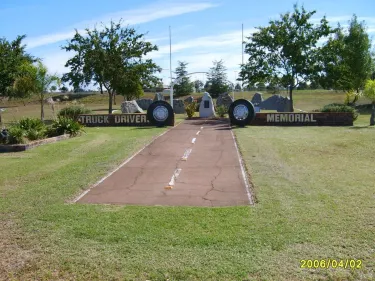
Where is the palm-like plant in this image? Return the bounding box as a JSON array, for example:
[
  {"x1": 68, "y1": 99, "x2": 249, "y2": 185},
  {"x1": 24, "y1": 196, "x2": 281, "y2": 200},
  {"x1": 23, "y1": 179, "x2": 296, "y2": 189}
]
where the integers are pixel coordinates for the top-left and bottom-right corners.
[{"x1": 13, "y1": 61, "x2": 60, "y2": 120}]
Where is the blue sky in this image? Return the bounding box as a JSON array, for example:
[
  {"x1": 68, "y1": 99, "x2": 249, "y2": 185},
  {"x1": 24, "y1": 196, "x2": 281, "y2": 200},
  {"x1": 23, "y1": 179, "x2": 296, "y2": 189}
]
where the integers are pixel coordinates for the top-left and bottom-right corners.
[{"x1": 1, "y1": 0, "x2": 374, "y2": 87}]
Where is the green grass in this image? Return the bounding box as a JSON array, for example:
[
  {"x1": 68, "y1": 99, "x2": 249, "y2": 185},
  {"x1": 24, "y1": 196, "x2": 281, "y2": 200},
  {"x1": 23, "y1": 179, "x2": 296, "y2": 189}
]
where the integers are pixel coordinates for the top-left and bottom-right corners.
[{"x1": 1, "y1": 92, "x2": 375, "y2": 280}]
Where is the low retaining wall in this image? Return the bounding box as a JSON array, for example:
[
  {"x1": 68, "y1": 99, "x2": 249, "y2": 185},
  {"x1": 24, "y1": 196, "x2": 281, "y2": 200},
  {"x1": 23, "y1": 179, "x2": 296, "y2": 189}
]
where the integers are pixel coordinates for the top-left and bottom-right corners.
[
  {"x1": 78, "y1": 113, "x2": 174, "y2": 127},
  {"x1": 249, "y1": 112, "x2": 353, "y2": 126},
  {"x1": 0, "y1": 134, "x2": 70, "y2": 153}
]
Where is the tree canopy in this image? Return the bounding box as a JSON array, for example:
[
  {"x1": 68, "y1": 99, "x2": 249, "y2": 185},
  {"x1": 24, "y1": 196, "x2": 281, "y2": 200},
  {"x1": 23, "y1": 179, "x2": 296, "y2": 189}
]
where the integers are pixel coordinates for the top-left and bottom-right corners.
[
  {"x1": 239, "y1": 4, "x2": 332, "y2": 111},
  {"x1": 62, "y1": 20, "x2": 161, "y2": 113},
  {"x1": 319, "y1": 15, "x2": 373, "y2": 103},
  {"x1": 205, "y1": 60, "x2": 229, "y2": 98},
  {"x1": 0, "y1": 35, "x2": 35, "y2": 97},
  {"x1": 173, "y1": 61, "x2": 194, "y2": 97}
]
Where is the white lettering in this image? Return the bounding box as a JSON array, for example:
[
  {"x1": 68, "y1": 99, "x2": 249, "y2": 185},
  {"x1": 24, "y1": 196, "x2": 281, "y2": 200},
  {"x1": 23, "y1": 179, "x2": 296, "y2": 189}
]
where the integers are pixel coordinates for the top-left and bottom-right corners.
[
  {"x1": 267, "y1": 114, "x2": 275, "y2": 122},
  {"x1": 136, "y1": 115, "x2": 140, "y2": 123},
  {"x1": 289, "y1": 114, "x2": 294, "y2": 122},
  {"x1": 280, "y1": 114, "x2": 288, "y2": 122},
  {"x1": 295, "y1": 114, "x2": 301, "y2": 122},
  {"x1": 104, "y1": 116, "x2": 109, "y2": 123},
  {"x1": 130, "y1": 115, "x2": 136, "y2": 123},
  {"x1": 275, "y1": 114, "x2": 280, "y2": 122},
  {"x1": 310, "y1": 114, "x2": 317, "y2": 122},
  {"x1": 305, "y1": 114, "x2": 310, "y2": 122},
  {"x1": 86, "y1": 116, "x2": 92, "y2": 123},
  {"x1": 141, "y1": 115, "x2": 147, "y2": 123},
  {"x1": 115, "y1": 115, "x2": 121, "y2": 123}
]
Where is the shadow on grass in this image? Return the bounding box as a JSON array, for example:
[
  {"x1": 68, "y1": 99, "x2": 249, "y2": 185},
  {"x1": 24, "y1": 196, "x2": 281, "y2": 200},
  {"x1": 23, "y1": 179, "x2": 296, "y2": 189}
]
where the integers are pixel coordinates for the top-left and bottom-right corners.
[{"x1": 349, "y1": 125, "x2": 375, "y2": 129}]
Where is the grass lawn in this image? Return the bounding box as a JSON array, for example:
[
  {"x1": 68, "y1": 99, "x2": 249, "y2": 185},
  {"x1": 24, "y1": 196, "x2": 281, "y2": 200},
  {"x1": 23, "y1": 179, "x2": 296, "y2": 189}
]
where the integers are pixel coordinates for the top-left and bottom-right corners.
[{"x1": 1, "y1": 92, "x2": 374, "y2": 280}]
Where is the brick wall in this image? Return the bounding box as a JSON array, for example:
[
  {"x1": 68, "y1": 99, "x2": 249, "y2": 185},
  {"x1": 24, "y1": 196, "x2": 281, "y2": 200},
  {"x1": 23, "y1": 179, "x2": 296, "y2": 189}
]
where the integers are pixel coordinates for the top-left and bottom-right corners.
[{"x1": 249, "y1": 112, "x2": 353, "y2": 126}]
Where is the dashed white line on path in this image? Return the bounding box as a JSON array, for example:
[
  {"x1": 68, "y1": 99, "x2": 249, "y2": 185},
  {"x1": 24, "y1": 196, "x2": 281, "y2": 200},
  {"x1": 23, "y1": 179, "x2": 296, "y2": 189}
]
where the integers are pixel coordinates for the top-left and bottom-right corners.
[
  {"x1": 201, "y1": 126, "x2": 204, "y2": 130},
  {"x1": 192, "y1": 138, "x2": 196, "y2": 144},
  {"x1": 181, "y1": 148, "x2": 192, "y2": 161},
  {"x1": 165, "y1": 168, "x2": 182, "y2": 189},
  {"x1": 196, "y1": 131, "x2": 200, "y2": 135}
]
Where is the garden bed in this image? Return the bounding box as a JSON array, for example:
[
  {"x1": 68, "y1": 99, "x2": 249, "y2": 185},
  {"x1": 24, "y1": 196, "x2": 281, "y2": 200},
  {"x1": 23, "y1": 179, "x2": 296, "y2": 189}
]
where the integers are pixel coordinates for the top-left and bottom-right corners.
[{"x1": 0, "y1": 134, "x2": 70, "y2": 153}]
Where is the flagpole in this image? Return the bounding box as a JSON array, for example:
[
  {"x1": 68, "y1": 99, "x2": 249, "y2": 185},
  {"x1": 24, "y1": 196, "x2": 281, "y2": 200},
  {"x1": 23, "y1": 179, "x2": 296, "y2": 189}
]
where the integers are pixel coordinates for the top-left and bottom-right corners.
[{"x1": 169, "y1": 26, "x2": 173, "y2": 109}]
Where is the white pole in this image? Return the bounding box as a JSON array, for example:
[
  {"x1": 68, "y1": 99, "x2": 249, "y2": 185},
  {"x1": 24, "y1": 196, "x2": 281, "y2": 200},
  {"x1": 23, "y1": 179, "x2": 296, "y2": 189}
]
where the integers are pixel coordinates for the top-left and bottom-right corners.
[
  {"x1": 242, "y1": 23, "x2": 244, "y2": 66},
  {"x1": 169, "y1": 26, "x2": 173, "y2": 109}
]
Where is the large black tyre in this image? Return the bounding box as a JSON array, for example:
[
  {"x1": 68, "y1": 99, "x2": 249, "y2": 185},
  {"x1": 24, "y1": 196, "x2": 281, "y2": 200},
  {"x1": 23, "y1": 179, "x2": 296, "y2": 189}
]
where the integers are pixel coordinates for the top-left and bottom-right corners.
[
  {"x1": 228, "y1": 99, "x2": 256, "y2": 127},
  {"x1": 147, "y1": 101, "x2": 174, "y2": 127}
]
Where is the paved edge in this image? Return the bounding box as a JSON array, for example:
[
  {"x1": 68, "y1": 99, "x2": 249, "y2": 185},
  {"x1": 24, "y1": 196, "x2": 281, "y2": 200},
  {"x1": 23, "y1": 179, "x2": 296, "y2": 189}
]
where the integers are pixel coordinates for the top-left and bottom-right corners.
[
  {"x1": 69, "y1": 122, "x2": 183, "y2": 204},
  {"x1": 230, "y1": 129, "x2": 255, "y2": 205}
]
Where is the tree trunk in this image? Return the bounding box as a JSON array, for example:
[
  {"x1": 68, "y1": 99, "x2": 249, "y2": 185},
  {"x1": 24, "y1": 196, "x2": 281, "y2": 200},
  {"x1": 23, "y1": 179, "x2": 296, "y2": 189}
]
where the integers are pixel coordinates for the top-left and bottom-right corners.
[
  {"x1": 370, "y1": 103, "x2": 375, "y2": 126},
  {"x1": 289, "y1": 85, "x2": 294, "y2": 112},
  {"x1": 113, "y1": 92, "x2": 116, "y2": 105},
  {"x1": 40, "y1": 94, "x2": 44, "y2": 121},
  {"x1": 108, "y1": 91, "x2": 113, "y2": 114}
]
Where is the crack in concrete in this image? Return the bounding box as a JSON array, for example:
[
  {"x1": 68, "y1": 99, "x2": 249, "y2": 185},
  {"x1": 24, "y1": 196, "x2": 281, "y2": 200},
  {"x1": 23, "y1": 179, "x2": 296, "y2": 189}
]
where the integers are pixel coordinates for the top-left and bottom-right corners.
[
  {"x1": 202, "y1": 167, "x2": 223, "y2": 201},
  {"x1": 128, "y1": 168, "x2": 144, "y2": 189}
]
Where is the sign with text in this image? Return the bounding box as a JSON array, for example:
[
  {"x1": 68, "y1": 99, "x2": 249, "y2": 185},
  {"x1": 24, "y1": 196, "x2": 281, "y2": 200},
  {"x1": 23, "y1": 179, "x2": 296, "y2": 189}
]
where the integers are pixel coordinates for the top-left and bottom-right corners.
[
  {"x1": 78, "y1": 114, "x2": 174, "y2": 127},
  {"x1": 249, "y1": 112, "x2": 353, "y2": 126}
]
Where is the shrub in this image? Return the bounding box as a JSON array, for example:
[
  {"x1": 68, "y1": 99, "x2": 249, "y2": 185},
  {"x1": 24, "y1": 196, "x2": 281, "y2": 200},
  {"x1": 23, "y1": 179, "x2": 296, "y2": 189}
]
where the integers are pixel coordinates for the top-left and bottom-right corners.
[
  {"x1": 184, "y1": 101, "x2": 197, "y2": 118},
  {"x1": 7, "y1": 126, "x2": 26, "y2": 144},
  {"x1": 320, "y1": 103, "x2": 359, "y2": 121},
  {"x1": 50, "y1": 116, "x2": 84, "y2": 137},
  {"x1": 216, "y1": 105, "x2": 228, "y2": 117},
  {"x1": 58, "y1": 105, "x2": 92, "y2": 121},
  {"x1": 18, "y1": 118, "x2": 45, "y2": 132}
]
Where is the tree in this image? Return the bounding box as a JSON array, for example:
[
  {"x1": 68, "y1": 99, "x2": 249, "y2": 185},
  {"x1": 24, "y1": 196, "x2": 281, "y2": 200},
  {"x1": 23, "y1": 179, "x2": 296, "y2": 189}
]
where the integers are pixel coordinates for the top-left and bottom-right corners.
[
  {"x1": 298, "y1": 82, "x2": 308, "y2": 90},
  {"x1": 257, "y1": 82, "x2": 266, "y2": 91},
  {"x1": 173, "y1": 61, "x2": 194, "y2": 97},
  {"x1": 62, "y1": 20, "x2": 161, "y2": 114},
  {"x1": 320, "y1": 16, "x2": 373, "y2": 104},
  {"x1": 363, "y1": 80, "x2": 375, "y2": 125},
  {"x1": 59, "y1": 86, "x2": 68, "y2": 93},
  {"x1": 0, "y1": 35, "x2": 35, "y2": 97},
  {"x1": 239, "y1": 4, "x2": 331, "y2": 111},
  {"x1": 50, "y1": 85, "x2": 57, "y2": 92},
  {"x1": 235, "y1": 82, "x2": 242, "y2": 91},
  {"x1": 309, "y1": 80, "x2": 321, "y2": 90},
  {"x1": 206, "y1": 60, "x2": 229, "y2": 98},
  {"x1": 194, "y1": 80, "x2": 204, "y2": 93},
  {"x1": 13, "y1": 62, "x2": 60, "y2": 120}
]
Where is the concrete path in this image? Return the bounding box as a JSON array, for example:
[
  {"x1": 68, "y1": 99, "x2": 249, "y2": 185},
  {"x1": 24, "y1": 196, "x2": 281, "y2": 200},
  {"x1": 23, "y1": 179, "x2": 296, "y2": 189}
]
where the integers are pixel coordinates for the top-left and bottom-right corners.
[{"x1": 77, "y1": 119, "x2": 252, "y2": 207}]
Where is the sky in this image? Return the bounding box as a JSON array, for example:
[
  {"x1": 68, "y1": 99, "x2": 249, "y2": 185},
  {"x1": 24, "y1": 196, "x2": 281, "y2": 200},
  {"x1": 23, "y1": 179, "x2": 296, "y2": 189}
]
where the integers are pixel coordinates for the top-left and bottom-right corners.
[{"x1": 1, "y1": 0, "x2": 374, "y2": 88}]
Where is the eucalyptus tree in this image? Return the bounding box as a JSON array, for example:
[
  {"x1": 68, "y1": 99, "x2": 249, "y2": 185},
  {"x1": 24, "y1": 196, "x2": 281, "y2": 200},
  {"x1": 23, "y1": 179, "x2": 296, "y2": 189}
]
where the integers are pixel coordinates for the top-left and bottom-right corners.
[
  {"x1": 240, "y1": 4, "x2": 332, "y2": 111},
  {"x1": 62, "y1": 21, "x2": 161, "y2": 113}
]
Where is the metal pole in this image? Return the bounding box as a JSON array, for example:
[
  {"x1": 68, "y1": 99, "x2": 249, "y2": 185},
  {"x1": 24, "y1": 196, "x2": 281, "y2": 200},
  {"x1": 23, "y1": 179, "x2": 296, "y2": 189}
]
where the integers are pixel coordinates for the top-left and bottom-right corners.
[
  {"x1": 242, "y1": 23, "x2": 244, "y2": 65},
  {"x1": 169, "y1": 26, "x2": 173, "y2": 109}
]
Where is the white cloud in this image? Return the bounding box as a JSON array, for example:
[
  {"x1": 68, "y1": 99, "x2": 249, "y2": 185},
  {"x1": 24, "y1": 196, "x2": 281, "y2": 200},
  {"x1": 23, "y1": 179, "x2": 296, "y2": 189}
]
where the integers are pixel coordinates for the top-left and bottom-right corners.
[{"x1": 25, "y1": 1, "x2": 217, "y2": 49}]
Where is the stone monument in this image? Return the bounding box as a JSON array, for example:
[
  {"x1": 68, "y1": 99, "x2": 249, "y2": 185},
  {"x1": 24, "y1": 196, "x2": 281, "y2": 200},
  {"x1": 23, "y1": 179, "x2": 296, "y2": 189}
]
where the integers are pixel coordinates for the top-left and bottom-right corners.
[
  {"x1": 136, "y1": 98, "x2": 153, "y2": 110},
  {"x1": 259, "y1": 95, "x2": 292, "y2": 112},
  {"x1": 251, "y1": 92, "x2": 263, "y2": 106},
  {"x1": 199, "y1": 92, "x2": 215, "y2": 118},
  {"x1": 153, "y1": 92, "x2": 165, "y2": 102},
  {"x1": 216, "y1": 92, "x2": 234, "y2": 109},
  {"x1": 173, "y1": 99, "x2": 186, "y2": 114},
  {"x1": 121, "y1": 100, "x2": 144, "y2": 113}
]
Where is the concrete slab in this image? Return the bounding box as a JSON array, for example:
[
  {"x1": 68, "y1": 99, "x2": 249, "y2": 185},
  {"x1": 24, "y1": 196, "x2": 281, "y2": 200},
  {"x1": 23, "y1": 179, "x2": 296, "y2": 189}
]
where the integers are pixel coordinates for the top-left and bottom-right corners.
[{"x1": 77, "y1": 119, "x2": 252, "y2": 207}]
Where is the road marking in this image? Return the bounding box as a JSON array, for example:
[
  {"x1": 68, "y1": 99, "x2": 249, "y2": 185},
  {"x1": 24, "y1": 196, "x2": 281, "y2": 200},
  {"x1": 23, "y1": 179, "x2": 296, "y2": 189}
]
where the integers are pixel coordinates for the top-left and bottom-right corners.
[
  {"x1": 230, "y1": 129, "x2": 254, "y2": 205},
  {"x1": 192, "y1": 138, "x2": 196, "y2": 144},
  {"x1": 201, "y1": 126, "x2": 204, "y2": 130},
  {"x1": 181, "y1": 148, "x2": 192, "y2": 161},
  {"x1": 196, "y1": 131, "x2": 200, "y2": 135},
  {"x1": 71, "y1": 121, "x2": 184, "y2": 203},
  {"x1": 165, "y1": 168, "x2": 182, "y2": 189}
]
